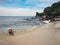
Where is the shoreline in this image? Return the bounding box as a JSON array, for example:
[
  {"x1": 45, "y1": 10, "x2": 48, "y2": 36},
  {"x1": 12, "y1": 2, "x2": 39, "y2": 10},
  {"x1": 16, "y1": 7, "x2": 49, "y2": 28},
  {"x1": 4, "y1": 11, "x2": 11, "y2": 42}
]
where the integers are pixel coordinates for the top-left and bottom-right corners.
[
  {"x1": 0, "y1": 22, "x2": 60, "y2": 45},
  {"x1": 0, "y1": 22, "x2": 59, "y2": 45},
  {"x1": 0, "y1": 24, "x2": 45, "y2": 40}
]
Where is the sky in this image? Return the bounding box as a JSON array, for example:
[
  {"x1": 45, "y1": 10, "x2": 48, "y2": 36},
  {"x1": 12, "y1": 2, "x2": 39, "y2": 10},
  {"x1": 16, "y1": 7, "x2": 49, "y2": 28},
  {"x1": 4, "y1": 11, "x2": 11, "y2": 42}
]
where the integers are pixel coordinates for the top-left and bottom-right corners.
[{"x1": 0, "y1": 0, "x2": 60, "y2": 16}]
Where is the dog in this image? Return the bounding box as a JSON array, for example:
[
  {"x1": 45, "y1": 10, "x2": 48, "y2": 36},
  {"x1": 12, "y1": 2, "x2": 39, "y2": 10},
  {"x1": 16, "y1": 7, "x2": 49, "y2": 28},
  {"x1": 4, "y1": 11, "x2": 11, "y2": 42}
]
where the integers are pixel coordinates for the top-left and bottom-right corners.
[{"x1": 8, "y1": 28, "x2": 14, "y2": 35}]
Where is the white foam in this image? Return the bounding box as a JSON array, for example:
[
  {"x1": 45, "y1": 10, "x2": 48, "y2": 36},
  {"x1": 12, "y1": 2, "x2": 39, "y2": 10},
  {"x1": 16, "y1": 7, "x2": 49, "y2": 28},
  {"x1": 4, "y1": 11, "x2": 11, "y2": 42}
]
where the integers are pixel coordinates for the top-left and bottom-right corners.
[{"x1": 43, "y1": 20, "x2": 50, "y2": 24}]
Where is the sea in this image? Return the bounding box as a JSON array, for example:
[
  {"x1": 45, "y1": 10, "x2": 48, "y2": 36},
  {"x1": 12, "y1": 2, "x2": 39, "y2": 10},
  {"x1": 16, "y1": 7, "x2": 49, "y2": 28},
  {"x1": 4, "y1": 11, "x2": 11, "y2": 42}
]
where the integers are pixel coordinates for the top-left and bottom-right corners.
[{"x1": 0, "y1": 16, "x2": 44, "y2": 32}]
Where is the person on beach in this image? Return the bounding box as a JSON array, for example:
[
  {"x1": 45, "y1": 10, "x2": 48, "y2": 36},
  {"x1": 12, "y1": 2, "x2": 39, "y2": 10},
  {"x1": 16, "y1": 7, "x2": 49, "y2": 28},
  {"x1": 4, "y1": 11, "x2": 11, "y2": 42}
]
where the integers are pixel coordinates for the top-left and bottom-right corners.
[{"x1": 8, "y1": 28, "x2": 14, "y2": 35}]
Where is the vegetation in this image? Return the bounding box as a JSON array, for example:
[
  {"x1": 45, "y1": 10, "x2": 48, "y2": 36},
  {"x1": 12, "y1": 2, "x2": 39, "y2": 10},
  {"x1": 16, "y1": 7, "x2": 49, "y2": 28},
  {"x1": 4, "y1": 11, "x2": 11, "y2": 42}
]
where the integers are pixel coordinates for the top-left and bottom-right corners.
[{"x1": 36, "y1": 1, "x2": 60, "y2": 21}]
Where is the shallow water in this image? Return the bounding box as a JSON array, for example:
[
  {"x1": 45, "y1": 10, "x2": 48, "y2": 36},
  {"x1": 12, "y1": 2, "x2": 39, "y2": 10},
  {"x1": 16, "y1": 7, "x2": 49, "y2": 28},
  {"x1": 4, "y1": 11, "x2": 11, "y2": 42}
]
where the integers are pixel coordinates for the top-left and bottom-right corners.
[{"x1": 0, "y1": 16, "x2": 43, "y2": 32}]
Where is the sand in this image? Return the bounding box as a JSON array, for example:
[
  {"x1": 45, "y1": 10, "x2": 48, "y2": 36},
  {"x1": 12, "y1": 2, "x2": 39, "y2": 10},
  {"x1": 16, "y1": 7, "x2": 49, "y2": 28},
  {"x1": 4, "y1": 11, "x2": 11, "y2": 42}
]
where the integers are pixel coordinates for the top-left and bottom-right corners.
[{"x1": 0, "y1": 22, "x2": 60, "y2": 45}]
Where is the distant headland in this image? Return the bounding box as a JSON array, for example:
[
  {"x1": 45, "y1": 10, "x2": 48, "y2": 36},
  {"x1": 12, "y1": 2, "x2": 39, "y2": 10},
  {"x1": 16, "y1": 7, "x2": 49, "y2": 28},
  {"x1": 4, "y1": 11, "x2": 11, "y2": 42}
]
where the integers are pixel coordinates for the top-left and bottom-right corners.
[{"x1": 36, "y1": 1, "x2": 60, "y2": 21}]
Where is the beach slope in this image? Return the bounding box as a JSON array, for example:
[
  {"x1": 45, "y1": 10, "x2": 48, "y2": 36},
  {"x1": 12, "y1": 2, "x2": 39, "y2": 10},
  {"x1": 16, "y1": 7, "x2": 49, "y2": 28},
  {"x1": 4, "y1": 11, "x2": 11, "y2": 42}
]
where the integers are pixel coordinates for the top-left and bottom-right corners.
[{"x1": 0, "y1": 22, "x2": 60, "y2": 45}]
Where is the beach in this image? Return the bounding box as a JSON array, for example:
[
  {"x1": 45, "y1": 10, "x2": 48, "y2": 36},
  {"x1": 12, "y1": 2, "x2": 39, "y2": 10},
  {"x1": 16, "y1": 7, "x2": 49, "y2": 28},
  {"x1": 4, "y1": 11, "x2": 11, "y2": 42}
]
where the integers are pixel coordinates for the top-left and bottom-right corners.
[
  {"x1": 0, "y1": 16, "x2": 42, "y2": 39},
  {"x1": 0, "y1": 21, "x2": 60, "y2": 45},
  {"x1": 0, "y1": 24, "x2": 43, "y2": 40}
]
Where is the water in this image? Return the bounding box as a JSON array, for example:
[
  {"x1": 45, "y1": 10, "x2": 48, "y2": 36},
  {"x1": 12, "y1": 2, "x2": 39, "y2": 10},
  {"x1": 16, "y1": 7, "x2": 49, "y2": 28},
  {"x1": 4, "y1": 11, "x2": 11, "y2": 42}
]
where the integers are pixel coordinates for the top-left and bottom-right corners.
[{"x1": 0, "y1": 16, "x2": 43, "y2": 32}]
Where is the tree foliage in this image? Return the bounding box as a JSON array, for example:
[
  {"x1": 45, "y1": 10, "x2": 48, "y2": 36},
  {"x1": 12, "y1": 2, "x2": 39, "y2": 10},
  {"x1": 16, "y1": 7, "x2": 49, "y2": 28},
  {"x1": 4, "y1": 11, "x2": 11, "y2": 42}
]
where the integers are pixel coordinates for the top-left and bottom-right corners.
[{"x1": 36, "y1": 1, "x2": 60, "y2": 17}]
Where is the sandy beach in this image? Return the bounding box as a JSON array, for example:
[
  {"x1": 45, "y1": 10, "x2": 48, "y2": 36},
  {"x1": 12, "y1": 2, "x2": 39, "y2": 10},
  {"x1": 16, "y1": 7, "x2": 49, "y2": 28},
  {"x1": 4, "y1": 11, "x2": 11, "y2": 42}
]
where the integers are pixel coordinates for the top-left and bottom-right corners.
[{"x1": 0, "y1": 22, "x2": 60, "y2": 45}]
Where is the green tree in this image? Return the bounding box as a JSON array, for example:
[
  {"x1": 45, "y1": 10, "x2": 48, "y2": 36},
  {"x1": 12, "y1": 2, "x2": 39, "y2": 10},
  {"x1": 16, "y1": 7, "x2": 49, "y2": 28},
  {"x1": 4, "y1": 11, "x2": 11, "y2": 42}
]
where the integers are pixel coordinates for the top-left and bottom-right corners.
[
  {"x1": 36, "y1": 1, "x2": 60, "y2": 20},
  {"x1": 44, "y1": 7, "x2": 52, "y2": 15}
]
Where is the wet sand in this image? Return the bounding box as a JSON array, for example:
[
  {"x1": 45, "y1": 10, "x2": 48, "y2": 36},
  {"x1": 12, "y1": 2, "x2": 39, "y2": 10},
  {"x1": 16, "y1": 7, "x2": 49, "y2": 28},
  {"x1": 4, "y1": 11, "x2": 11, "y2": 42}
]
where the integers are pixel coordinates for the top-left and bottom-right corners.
[{"x1": 0, "y1": 22, "x2": 60, "y2": 45}]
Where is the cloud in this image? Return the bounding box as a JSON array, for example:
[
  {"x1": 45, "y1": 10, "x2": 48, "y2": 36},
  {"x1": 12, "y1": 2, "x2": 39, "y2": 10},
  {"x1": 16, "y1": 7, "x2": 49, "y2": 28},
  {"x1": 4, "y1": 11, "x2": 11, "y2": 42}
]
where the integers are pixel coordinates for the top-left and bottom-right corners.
[
  {"x1": 0, "y1": 0, "x2": 60, "y2": 9},
  {"x1": 0, "y1": 6, "x2": 43, "y2": 16},
  {"x1": 0, "y1": 0, "x2": 60, "y2": 16},
  {"x1": 17, "y1": 0, "x2": 60, "y2": 9},
  {"x1": 34, "y1": 0, "x2": 60, "y2": 3}
]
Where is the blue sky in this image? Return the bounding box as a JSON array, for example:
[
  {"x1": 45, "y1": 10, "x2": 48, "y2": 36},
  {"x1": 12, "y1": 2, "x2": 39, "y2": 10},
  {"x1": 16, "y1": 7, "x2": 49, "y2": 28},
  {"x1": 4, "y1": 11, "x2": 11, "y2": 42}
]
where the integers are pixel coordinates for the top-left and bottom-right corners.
[{"x1": 0, "y1": 0, "x2": 60, "y2": 16}]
